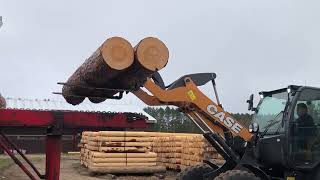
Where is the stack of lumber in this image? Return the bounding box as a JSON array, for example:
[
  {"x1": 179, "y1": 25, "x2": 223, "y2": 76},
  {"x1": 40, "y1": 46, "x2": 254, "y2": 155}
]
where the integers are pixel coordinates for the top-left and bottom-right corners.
[
  {"x1": 153, "y1": 136, "x2": 184, "y2": 170},
  {"x1": 80, "y1": 131, "x2": 223, "y2": 173},
  {"x1": 80, "y1": 131, "x2": 166, "y2": 174},
  {"x1": 62, "y1": 36, "x2": 169, "y2": 105},
  {"x1": 0, "y1": 93, "x2": 5, "y2": 108},
  {"x1": 180, "y1": 135, "x2": 221, "y2": 168},
  {"x1": 152, "y1": 133, "x2": 222, "y2": 170}
]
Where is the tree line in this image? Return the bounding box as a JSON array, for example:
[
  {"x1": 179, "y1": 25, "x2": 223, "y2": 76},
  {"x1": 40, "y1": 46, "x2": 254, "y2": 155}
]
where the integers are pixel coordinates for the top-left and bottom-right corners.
[{"x1": 144, "y1": 107, "x2": 252, "y2": 133}]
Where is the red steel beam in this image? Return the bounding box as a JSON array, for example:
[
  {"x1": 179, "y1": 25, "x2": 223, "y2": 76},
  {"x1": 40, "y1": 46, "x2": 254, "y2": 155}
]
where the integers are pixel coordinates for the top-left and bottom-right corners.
[{"x1": 0, "y1": 109, "x2": 147, "y2": 129}]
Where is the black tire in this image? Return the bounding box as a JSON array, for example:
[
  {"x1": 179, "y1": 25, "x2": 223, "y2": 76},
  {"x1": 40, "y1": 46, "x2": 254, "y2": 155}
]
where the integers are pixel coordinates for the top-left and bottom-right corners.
[
  {"x1": 214, "y1": 170, "x2": 260, "y2": 180},
  {"x1": 176, "y1": 164, "x2": 215, "y2": 180}
]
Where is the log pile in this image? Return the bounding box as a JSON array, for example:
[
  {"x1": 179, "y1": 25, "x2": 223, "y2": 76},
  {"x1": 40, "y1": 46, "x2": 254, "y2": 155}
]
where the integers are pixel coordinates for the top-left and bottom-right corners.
[
  {"x1": 80, "y1": 131, "x2": 166, "y2": 174},
  {"x1": 80, "y1": 131, "x2": 223, "y2": 173},
  {"x1": 152, "y1": 134, "x2": 222, "y2": 170},
  {"x1": 180, "y1": 135, "x2": 222, "y2": 168},
  {"x1": 0, "y1": 94, "x2": 5, "y2": 108},
  {"x1": 153, "y1": 136, "x2": 184, "y2": 170},
  {"x1": 62, "y1": 36, "x2": 169, "y2": 105}
]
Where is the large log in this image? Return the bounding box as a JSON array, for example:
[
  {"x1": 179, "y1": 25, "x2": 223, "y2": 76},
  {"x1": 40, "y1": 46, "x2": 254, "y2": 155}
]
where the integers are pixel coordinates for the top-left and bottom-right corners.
[
  {"x1": 62, "y1": 37, "x2": 134, "y2": 105},
  {"x1": 112, "y1": 37, "x2": 169, "y2": 90},
  {"x1": 0, "y1": 94, "x2": 5, "y2": 108}
]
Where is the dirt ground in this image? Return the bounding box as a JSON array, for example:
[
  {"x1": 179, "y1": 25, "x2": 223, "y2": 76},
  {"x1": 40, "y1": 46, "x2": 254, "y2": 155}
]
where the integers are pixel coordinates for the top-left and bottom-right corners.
[{"x1": 0, "y1": 155, "x2": 178, "y2": 180}]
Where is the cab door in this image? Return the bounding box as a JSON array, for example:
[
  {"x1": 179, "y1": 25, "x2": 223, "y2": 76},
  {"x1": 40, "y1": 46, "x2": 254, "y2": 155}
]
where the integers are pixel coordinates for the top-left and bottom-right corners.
[{"x1": 289, "y1": 88, "x2": 320, "y2": 168}]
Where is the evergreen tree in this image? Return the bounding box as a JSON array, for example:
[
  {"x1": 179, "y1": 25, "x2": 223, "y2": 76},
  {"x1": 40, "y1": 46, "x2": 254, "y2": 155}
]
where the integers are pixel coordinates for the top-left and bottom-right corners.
[{"x1": 144, "y1": 107, "x2": 252, "y2": 133}]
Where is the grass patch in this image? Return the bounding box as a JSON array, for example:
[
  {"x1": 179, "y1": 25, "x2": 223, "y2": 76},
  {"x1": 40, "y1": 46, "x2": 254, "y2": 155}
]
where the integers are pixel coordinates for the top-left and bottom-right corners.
[
  {"x1": 0, "y1": 155, "x2": 43, "y2": 173},
  {"x1": 0, "y1": 158, "x2": 14, "y2": 171}
]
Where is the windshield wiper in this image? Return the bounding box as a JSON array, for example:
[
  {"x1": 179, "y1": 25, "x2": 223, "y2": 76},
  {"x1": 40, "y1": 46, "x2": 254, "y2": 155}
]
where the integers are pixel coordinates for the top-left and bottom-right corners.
[{"x1": 261, "y1": 111, "x2": 284, "y2": 136}]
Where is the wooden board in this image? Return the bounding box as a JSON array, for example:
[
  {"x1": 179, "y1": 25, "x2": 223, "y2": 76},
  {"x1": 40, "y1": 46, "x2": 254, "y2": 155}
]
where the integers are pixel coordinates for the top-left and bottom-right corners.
[
  {"x1": 99, "y1": 146, "x2": 150, "y2": 153},
  {"x1": 82, "y1": 131, "x2": 99, "y2": 137},
  {"x1": 99, "y1": 131, "x2": 155, "y2": 137},
  {"x1": 89, "y1": 157, "x2": 157, "y2": 163},
  {"x1": 99, "y1": 141, "x2": 152, "y2": 147},
  {"x1": 88, "y1": 162, "x2": 157, "y2": 167},
  {"x1": 89, "y1": 136, "x2": 154, "y2": 142},
  {"x1": 89, "y1": 152, "x2": 157, "y2": 158},
  {"x1": 88, "y1": 166, "x2": 166, "y2": 174}
]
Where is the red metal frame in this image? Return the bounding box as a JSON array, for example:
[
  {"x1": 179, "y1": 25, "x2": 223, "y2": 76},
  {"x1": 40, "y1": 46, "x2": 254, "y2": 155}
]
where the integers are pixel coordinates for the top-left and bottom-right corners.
[
  {"x1": 0, "y1": 132, "x2": 45, "y2": 179},
  {"x1": 0, "y1": 109, "x2": 147, "y2": 129},
  {"x1": 0, "y1": 109, "x2": 148, "y2": 180},
  {"x1": 46, "y1": 135, "x2": 61, "y2": 180}
]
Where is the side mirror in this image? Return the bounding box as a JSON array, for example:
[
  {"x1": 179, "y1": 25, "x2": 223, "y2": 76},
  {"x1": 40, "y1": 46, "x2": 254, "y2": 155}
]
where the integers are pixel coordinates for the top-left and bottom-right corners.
[{"x1": 247, "y1": 94, "x2": 254, "y2": 111}]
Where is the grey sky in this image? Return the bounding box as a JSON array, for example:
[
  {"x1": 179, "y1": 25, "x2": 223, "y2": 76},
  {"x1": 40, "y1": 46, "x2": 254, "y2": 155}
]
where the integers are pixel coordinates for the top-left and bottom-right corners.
[{"x1": 0, "y1": 0, "x2": 319, "y2": 113}]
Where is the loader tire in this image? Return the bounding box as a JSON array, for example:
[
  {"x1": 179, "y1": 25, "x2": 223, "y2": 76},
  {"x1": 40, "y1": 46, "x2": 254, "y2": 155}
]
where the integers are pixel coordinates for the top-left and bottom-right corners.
[
  {"x1": 176, "y1": 164, "x2": 215, "y2": 180},
  {"x1": 214, "y1": 170, "x2": 260, "y2": 180}
]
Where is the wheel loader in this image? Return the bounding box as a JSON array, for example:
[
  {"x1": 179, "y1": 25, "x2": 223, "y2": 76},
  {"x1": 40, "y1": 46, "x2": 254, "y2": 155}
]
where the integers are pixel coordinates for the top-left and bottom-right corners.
[
  {"x1": 133, "y1": 73, "x2": 320, "y2": 180},
  {"x1": 61, "y1": 37, "x2": 320, "y2": 179}
]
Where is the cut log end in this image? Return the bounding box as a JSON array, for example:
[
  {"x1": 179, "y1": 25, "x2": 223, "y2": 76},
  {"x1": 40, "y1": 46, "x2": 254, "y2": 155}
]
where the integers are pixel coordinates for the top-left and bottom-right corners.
[
  {"x1": 101, "y1": 37, "x2": 134, "y2": 70},
  {"x1": 135, "y1": 37, "x2": 169, "y2": 71},
  {"x1": 62, "y1": 85, "x2": 86, "y2": 105}
]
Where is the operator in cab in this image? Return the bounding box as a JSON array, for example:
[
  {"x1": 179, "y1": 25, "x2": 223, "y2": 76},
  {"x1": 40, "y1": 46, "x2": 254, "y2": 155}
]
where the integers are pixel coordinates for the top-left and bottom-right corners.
[
  {"x1": 296, "y1": 103, "x2": 314, "y2": 127},
  {"x1": 296, "y1": 103, "x2": 315, "y2": 150}
]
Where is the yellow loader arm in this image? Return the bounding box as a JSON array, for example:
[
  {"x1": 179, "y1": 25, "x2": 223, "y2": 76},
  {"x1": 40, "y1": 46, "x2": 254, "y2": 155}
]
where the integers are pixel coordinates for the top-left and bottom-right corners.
[{"x1": 133, "y1": 74, "x2": 252, "y2": 142}]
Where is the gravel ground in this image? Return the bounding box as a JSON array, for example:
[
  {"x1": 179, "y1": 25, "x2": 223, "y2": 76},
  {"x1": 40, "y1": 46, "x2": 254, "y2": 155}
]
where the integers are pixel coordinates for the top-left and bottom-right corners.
[{"x1": 0, "y1": 155, "x2": 178, "y2": 180}]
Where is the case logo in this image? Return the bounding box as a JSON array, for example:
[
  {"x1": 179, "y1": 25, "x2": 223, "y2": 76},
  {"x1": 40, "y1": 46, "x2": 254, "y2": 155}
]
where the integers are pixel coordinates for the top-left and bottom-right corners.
[{"x1": 207, "y1": 104, "x2": 243, "y2": 134}]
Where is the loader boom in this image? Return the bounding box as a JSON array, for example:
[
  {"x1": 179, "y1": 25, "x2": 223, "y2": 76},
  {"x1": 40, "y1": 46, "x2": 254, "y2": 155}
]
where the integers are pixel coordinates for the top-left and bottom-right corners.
[{"x1": 133, "y1": 75, "x2": 252, "y2": 142}]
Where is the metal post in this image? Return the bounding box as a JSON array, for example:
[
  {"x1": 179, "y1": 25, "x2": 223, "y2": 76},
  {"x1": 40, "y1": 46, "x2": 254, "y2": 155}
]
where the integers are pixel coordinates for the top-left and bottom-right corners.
[
  {"x1": 45, "y1": 135, "x2": 62, "y2": 180},
  {"x1": 212, "y1": 80, "x2": 222, "y2": 107}
]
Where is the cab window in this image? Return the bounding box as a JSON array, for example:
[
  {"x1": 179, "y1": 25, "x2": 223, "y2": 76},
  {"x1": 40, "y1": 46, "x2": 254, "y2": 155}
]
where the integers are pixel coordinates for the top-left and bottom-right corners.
[{"x1": 291, "y1": 89, "x2": 320, "y2": 166}]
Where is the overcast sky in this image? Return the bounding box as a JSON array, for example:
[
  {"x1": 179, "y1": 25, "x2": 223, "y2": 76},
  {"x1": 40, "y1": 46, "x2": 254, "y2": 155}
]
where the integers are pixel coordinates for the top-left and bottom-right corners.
[{"x1": 0, "y1": 0, "x2": 319, "y2": 113}]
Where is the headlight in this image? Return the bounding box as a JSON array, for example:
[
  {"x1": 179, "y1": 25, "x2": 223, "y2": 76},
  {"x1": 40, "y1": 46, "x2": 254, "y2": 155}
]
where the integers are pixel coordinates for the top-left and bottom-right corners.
[
  {"x1": 287, "y1": 88, "x2": 291, "y2": 93},
  {"x1": 249, "y1": 122, "x2": 259, "y2": 133},
  {"x1": 249, "y1": 124, "x2": 253, "y2": 133}
]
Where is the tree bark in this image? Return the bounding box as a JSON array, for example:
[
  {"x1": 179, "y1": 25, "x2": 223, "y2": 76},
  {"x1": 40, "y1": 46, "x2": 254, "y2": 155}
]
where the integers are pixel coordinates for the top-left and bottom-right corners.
[
  {"x1": 62, "y1": 37, "x2": 134, "y2": 105},
  {"x1": 0, "y1": 94, "x2": 5, "y2": 108}
]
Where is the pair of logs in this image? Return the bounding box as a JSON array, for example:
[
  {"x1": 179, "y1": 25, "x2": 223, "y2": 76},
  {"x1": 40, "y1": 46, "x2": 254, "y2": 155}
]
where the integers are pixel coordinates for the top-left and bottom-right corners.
[{"x1": 62, "y1": 36, "x2": 169, "y2": 105}]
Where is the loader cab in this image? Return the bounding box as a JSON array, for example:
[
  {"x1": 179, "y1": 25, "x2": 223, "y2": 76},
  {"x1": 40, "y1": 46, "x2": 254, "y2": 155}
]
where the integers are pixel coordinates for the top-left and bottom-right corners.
[{"x1": 252, "y1": 86, "x2": 320, "y2": 173}]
